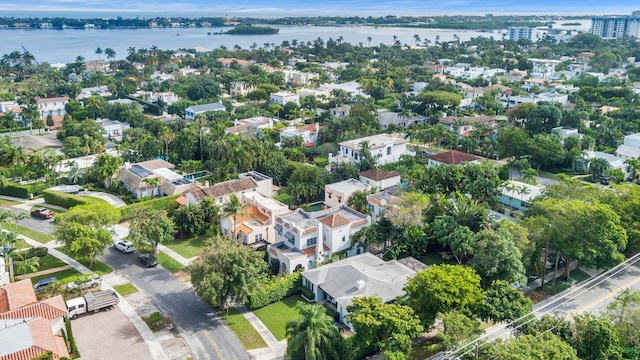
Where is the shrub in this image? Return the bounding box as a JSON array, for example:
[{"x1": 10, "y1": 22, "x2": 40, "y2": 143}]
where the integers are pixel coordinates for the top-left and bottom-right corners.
[
  {"x1": 65, "y1": 316, "x2": 80, "y2": 358},
  {"x1": 119, "y1": 195, "x2": 180, "y2": 220},
  {"x1": 43, "y1": 190, "x2": 90, "y2": 209},
  {"x1": 25, "y1": 247, "x2": 49, "y2": 258},
  {"x1": 0, "y1": 182, "x2": 31, "y2": 198},
  {"x1": 246, "y1": 272, "x2": 301, "y2": 310},
  {"x1": 299, "y1": 284, "x2": 315, "y2": 301}
]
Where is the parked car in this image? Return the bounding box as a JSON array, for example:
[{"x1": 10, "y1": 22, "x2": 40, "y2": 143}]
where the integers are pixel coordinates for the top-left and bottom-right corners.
[
  {"x1": 33, "y1": 277, "x2": 57, "y2": 291},
  {"x1": 137, "y1": 253, "x2": 158, "y2": 268},
  {"x1": 114, "y1": 240, "x2": 135, "y2": 254},
  {"x1": 31, "y1": 208, "x2": 54, "y2": 219},
  {"x1": 600, "y1": 176, "x2": 610, "y2": 185},
  {"x1": 66, "y1": 274, "x2": 102, "y2": 291}
]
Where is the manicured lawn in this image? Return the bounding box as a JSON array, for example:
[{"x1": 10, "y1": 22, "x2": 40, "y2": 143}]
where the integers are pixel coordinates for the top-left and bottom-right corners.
[
  {"x1": 164, "y1": 235, "x2": 207, "y2": 259},
  {"x1": 2, "y1": 223, "x2": 53, "y2": 244},
  {"x1": 0, "y1": 198, "x2": 22, "y2": 207},
  {"x1": 23, "y1": 255, "x2": 67, "y2": 274},
  {"x1": 114, "y1": 283, "x2": 139, "y2": 296},
  {"x1": 253, "y1": 295, "x2": 306, "y2": 341},
  {"x1": 156, "y1": 251, "x2": 185, "y2": 273},
  {"x1": 12, "y1": 238, "x2": 32, "y2": 250},
  {"x1": 30, "y1": 268, "x2": 80, "y2": 285},
  {"x1": 56, "y1": 247, "x2": 113, "y2": 274},
  {"x1": 218, "y1": 307, "x2": 267, "y2": 350}
]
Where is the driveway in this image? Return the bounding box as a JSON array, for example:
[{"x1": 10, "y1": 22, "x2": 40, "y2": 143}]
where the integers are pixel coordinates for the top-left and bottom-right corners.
[
  {"x1": 7, "y1": 207, "x2": 56, "y2": 235},
  {"x1": 72, "y1": 306, "x2": 154, "y2": 360},
  {"x1": 100, "y1": 247, "x2": 248, "y2": 360}
]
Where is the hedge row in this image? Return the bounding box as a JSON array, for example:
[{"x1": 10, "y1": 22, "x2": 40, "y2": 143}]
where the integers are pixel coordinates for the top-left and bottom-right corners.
[
  {"x1": 0, "y1": 182, "x2": 31, "y2": 199},
  {"x1": 0, "y1": 126, "x2": 29, "y2": 134},
  {"x1": 42, "y1": 190, "x2": 111, "y2": 209},
  {"x1": 119, "y1": 195, "x2": 180, "y2": 220},
  {"x1": 245, "y1": 272, "x2": 301, "y2": 310}
]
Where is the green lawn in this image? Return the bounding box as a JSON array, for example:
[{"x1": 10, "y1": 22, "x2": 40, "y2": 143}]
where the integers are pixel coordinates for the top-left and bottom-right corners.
[
  {"x1": 114, "y1": 283, "x2": 139, "y2": 297},
  {"x1": 0, "y1": 198, "x2": 22, "y2": 207},
  {"x1": 2, "y1": 223, "x2": 53, "y2": 244},
  {"x1": 156, "y1": 251, "x2": 185, "y2": 273},
  {"x1": 164, "y1": 235, "x2": 207, "y2": 259},
  {"x1": 218, "y1": 307, "x2": 267, "y2": 350},
  {"x1": 55, "y1": 247, "x2": 113, "y2": 274},
  {"x1": 253, "y1": 295, "x2": 306, "y2": 341},
  {"x1": 24, "y1": 255, "x2": 67, "y2": 274},
  {"x1": 30, "y1": 268, "x2": 80, "y2": 285},
  {"x1": 12, "y1": 238, "x2": 32, "y2": 250}
]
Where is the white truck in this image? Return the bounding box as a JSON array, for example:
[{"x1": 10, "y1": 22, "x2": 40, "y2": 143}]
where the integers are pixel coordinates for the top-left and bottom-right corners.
[{"x1": 66, "y1": 290, "x2": 120, "y2": 319}]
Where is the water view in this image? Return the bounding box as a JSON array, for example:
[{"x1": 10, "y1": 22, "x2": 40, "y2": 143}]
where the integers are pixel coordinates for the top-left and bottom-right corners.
[{"x1": 3, "y1": 25, "x2": 499, "y2": 64}]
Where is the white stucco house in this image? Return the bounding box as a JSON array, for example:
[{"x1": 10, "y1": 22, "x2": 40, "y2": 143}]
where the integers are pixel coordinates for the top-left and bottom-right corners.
[
  {"x1": 270, "y1": 91, "x2": 300, "y2": 106},
  {"x1": 329, "y1": 133, "x2": 410, "y2": 166},
  {"x1": 301, "y1": 253, "x2": 423, "y2": 331},
  {"x1": 267, "y1": 206, "x2": 371, "y2": 274}
]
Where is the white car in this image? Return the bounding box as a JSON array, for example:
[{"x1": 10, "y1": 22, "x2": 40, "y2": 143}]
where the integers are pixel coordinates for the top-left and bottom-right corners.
[
  {"x1": 66, "y1": 274, "x2": 102, "y2": 291},
  {"x1": 114, "y1": 240, "x2": 135, "y2": 254}
]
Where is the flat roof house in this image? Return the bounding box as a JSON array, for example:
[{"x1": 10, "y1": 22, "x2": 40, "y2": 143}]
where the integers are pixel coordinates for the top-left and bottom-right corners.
[
  {"x1": 324, "y1": 179, "x2": 370, "y2": 209},
  {"x1": 270, "y1": 91, "x2": 300, "y2": 106},
  {"x1": 117, "y1": 159, "x2": 193, "y2": 199},
  {"x1": 329, "y1": 133, "x2": 410, "y2": 166},
  {"x1": 184, "y1": 102, "x2": 226, "y2": 120},
  {"x1": 301, "y1": 253, "x2": 424, "y2": 331}
]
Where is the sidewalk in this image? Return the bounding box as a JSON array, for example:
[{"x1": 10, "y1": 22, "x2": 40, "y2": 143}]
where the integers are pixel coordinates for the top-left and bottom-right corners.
[
  {"x1": 522, "y1": 262, "x2": 578, "y2": 293},
  {"x1": 16, "y1": 234, "x2": 169, "y2": 360},
  {"x1": 236, "y1": 304, "x2": 286, "y2": 359}
]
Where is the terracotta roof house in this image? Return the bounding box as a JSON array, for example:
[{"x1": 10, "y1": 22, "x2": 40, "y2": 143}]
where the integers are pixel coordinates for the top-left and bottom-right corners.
[
  {"x1": 177, "y1": 171, "x2": 274, "y2": 206},
  {"x1": 267, "y1": 205, "x2": 371, "y2": 274},
  {"x1": 301, "y1": 253, "x2": 424, "y2": 331},
  {"x1": 279, "y1": 123, "x2": 322, "y2": 147},
  {"x1": 117, "y1": 159, "x2": 194, "y2": 199},
  {"x1": 359, "y1": 169, "x2": 401, "y2": 190},
  {"x1": 427, "y1": 150, "x2": 483, "y2": 166},
  {"x1": 0, "y1": 280, "x2": 69, "y2": 360},
  {"x1": 220, "y1": 192, "x2": 291, "y2": 249},
  {"x1": 34, "y1": 96, "x2": 70, "y2": 128},
  {"x1": 366, "y1": 190, "x2": 398, "y2": 223},
  {"x1": 438, "y1": 115, "x2": 496, "y2": 137}
]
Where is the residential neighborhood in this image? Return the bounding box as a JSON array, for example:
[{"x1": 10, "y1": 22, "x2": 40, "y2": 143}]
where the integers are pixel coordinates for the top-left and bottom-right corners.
[{"x1": 2, "y1": 9, "x2": 640, "y2": 360}]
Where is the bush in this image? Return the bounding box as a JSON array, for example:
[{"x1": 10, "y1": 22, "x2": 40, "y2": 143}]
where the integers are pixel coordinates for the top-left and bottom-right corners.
[
  {"x1": 299, "y1": 284, "x2": 315, "y2": 301},
  {"x1": 65, "y1": 316, "x2": 80, "y2": 358},
  {"x1": 25, "y1": 247, "x2": 49, "y2": 258},
  {"x1": 43, "y1": 190, "x2": 90, "y2": 209},
  {"x1": 0, "y1": 182, "x2": 31, "y2": 198},
  {"x1": 246, "y1": 272, "x2": 301, "y2": 310},
  {"x1": 119, "y1": 195, "x2": 180, "y2": 220}
]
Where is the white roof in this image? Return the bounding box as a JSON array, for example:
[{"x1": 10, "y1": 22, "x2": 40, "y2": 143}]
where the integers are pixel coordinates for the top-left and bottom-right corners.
[
  {"x1": 501, "y1": 180, "x2": 542, "y2": 203},
  {"x1": 302, "y1": 253, "x2": 416, "y2": 309},
  {"x1": 326, "y1": 179, "x2": 369, "y2": 194},
  {"x1": 615, "y1": 145, "x2": 640, "y2": 159},
  {"x1": 584, "y1": 150, "x2": 626, "y2": 169}
]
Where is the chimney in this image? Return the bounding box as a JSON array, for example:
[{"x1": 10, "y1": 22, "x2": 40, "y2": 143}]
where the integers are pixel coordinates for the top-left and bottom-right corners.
[
  {"x1": 316, "y1": 222, "x2": 323, "y2": 255},
  {"x1": 355, "y1": 280, "x2": 365, "y2": 290},
  {"x1": 204, "y1": 180, "x2": 210, "y2": 187}
]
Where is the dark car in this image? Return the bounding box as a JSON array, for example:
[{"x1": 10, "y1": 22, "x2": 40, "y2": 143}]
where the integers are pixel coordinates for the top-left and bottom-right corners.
[
  {"x1": 137, "y1": 253, "x2": 158, "y2": 268},
  {"x1": 31, "y1": 208, "x2": 54, "y2": 219},
  {"x1": 33, "y1": 277, "x2": 57, "y2": 291}
]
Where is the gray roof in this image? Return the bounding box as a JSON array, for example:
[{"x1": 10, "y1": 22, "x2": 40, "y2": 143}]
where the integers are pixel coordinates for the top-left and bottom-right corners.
[
  {"x1": 187, "y1": 103, "x2": 225, "y2": 113},
  {"x1": 11, "y1": 135, "x2": 62, "y2": 152},
  {"x1": 303, "y1": 253, "x2": 416, "y2": 308},
  {"x1": 0, "y1": 318, "x2": 33, "y2": 356}
]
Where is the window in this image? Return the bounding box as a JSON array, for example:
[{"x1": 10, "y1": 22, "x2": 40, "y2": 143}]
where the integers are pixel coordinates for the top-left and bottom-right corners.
[
  {"x1": 255, "y1": 234, "x2": 263, "y2": 242},
  {"x1": 327, "y1": 192, "x2": 332, "y2": 199},
  {"x1": 342, "y1": 235, "x2": 346, "y2": 242},
  {"x1": 337, "y1": 195, "x2": 342, "y2": 203},
  {"x1": 306, "y1": 237, "x2": 317, "y2": 247},
  {"x1": 387, "y1": 147, "x2": 392, "y2": 155}
]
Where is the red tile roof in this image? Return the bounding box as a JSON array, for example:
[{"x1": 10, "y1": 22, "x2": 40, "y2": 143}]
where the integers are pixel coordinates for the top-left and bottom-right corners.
[
  {"x1": 34, "y1": 96, "x2": 70, "y2": 103},
  {"x1": 428, "y1": 150, "x2": 483, "y2": 165},
  {"x1": 319, "y1": 213, "x2": 351, "y2": 228},
  {"x1": 0, "y1": 280, "x2": 37, "y2": 312},
  {"x1": 183, "y1": 178, "x2": 258, "y2": 201},
  {"x1": 0, "y1": 297, "x2": 67, "y2": 321}
]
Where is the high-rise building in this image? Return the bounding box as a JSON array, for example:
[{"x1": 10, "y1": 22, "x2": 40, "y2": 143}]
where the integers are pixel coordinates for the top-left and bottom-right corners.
[
  {"x1": 590, "y1": 11, "x2": 640, "y2": 39},
  {"x1": 508, "y1": 27, "x2": 534, "y2": 42}
]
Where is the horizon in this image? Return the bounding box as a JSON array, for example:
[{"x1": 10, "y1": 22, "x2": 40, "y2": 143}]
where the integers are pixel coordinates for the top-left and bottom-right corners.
[{"x1": 0, "y1": 1, "x2": 638, "y2": 18}]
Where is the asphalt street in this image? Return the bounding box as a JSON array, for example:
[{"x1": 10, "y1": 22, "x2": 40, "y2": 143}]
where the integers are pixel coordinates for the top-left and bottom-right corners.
[
  {"x1": 100, "y1": 247, "x2": 248, "y2": 360},
  {"x1": 8, "y1": 207, "x2": 56, "y2": 234}
]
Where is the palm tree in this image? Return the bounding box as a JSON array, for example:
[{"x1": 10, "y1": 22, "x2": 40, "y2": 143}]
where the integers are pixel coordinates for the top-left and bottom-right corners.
[
  {"x1": 14, "y1": 252, "x2": 40, "y2": 278},
  {"x1": 196, "y1": 114, "x2": 206, "y2": 161},
  {"x1": 142, "y1": 176, "x2": 161, "y2": 198},
  {"x1": 104, "y1": 48, "x2": 116, "y2": 60},
  {"x1": 1, "y1": 111, "x2": 19, "y2": 140},
  {"x1": 285, "y1": 303, "x2": 341, "y2": 360},
  {"x1": 367, "y1": 36, "x2": 372, "y2": 47},
  {"x1": 521, "y1": 168, "x2": 539, "y2": 185},
  {"x1": 588, "y1": 158, "x2": 610, "y2": 181},
  {"x1": 95, "y1": 47, "x2": 103, "y2": 60},
  {"x1": 625, "y1": 158, "x2": 639, "y2": 181},
  {"x1": 222, "y1": 194, "x2": 246, "y2": 240},
  {"x1": 159, "y1": 127, "x2": 175, "y2": 161}
]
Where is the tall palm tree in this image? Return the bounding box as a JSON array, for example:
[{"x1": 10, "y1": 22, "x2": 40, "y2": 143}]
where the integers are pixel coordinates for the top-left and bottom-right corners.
[
  {"x1": 222, "y1": 194, "x2": 246, "y2": 240},
  {"x1": 588, "y1": 158, "x2": 610, "y2": 181},
  {"x1": 521, "y1": 168, "x2": 539, "y2": 185},
  {"x1": 142, "y1": 176, "x2": 161, "y2": 198},
  {"x1": 95, "y1": 47, "x2": 103, "y2": 60},
  {"x1": 159, "y1": 127, "x2": 175, "y2": 161},
  {"x1": 1, "y1": 111, "x2": 19, "y2": 140},
  {"x1": 285, "y1": 303, "x2": 341, "y2": 360}
]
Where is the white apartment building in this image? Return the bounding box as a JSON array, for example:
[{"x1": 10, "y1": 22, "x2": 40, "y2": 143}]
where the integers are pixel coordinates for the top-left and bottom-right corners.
[
  {"x1": 329, "y1": 133, "x2": 410, "y2": 166},
  {"x1": 267, "y1": 205, "x2": 371, "y2": 274},
  {"x1": 508, "y1": 27, "x2": 534, "y2": 42},
  {"x1": 591, "y1": 11, "x2": 640, "y2": 39},
  {"x1": 529, "y1": 59, "x2": 562, "y2": 79},
  {"x1": 34, "y1": 96, "x2": 69, "y2": 120}
]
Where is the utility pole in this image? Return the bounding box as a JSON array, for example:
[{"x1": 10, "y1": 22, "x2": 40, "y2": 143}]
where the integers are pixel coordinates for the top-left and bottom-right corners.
[{"x1": 541, "y1": 224, "x2": 551, "y2": 289}]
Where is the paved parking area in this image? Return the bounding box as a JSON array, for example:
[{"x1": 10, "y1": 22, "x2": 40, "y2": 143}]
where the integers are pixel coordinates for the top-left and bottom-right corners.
[{"x1": 71, "y1": 306, "x2": 154, "y2": 360}]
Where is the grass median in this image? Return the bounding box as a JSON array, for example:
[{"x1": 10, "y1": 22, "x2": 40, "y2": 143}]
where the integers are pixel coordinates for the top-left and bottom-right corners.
[
  {"x1": 114, "y1": 283, "x2": 139, "y2": 297},
  {"x1": 156, "y1": 251, "x2": 185, "y2": 273},
  {"x1": 2, "y1": 223, "x2": 53, "y2": 244}
]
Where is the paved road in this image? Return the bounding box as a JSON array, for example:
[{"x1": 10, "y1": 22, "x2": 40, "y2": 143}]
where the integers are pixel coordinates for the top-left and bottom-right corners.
[
  {"x1": 100, "y1": 247, "x2": 248, "y2": 360},
  {"x1": 7, "y1": 207, "x2": 56, "y2": 235}
]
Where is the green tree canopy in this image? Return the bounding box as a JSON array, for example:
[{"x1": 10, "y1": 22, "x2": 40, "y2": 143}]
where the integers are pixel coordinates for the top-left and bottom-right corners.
[{"x1": 285, "y1": 303, "x2": 342, "y2": 360}]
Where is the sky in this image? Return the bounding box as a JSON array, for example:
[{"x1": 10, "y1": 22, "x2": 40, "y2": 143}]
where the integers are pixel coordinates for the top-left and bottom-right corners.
[{"x1": 1, "y1": 0, "x2": 638, "y2": 17}]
